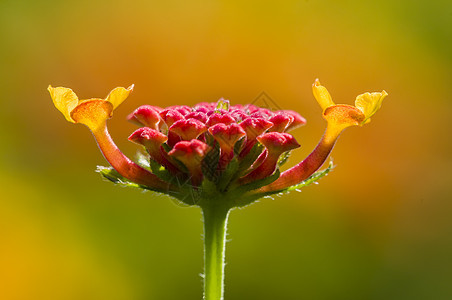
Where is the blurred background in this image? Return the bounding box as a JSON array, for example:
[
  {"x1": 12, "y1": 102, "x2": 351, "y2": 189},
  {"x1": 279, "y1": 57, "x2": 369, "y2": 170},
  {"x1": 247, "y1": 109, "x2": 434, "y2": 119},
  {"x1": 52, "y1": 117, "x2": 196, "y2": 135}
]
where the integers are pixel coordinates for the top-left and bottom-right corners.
[{"x1": 0, "y1": 0, "x2": 451, "y2": 299}]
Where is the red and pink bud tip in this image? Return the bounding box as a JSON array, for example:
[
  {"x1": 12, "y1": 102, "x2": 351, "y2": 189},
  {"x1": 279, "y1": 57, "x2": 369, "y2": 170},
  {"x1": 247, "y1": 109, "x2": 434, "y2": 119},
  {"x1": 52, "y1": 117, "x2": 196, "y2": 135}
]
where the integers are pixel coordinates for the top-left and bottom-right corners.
[
  {"x1": 240, "y1": 132, "x2": 300, "y2": 184},
  {"x1": 168, "y1": 139, "x2": 210, "y2": 186},
  {"x1": 208, "y1": 123, "x2": 246, "y2": 168},
  {"x1": 49, "y1": 80, "x2": 387, "y2": 201},
  {"x1": 169, "y1": 118, "x2": 207, "y2": 141},
  {"x1": 206, "y1": 111, "x2": 236, "y2": 127},
  {"x1": 185, "y1": 111, "x2": 208, "y2": 124},
  {"x1": 127, "y1": 105, "x2": 162, "y2": 129},
  {"x1": 268, "y1": 112, "x2": 294, "y2": 132},
  {"x1": 159, "y1": 109, "x2": 185, "y2": 128},
  {"x1": 128, "y1": 127, "x2": 180, "y2": 174},
  {"x1": 239, "y1": 117, "x2": 273, "y2": 157},
  {"x1": 282, "y1": 110, "x2": 306, "y2": 131}
]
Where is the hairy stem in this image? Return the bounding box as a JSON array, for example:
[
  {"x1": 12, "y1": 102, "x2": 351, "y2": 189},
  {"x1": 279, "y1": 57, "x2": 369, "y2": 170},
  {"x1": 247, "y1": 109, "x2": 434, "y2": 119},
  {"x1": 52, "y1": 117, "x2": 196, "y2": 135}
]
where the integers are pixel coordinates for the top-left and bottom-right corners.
[{"x1": 202, "y1": 204, "x2": 230, "y2": 300}]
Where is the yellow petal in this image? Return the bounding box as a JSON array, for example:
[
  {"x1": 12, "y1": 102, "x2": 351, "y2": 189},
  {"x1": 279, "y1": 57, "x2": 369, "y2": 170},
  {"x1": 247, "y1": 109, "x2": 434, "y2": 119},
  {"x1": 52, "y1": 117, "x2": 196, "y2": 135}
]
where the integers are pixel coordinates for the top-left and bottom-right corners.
[
  {"x1": 323, "y1": 104, "x2": 365, "y2": 132},
  {"x1": 48, "y1": 86, "x2": 79, "y2": 122},
  {"x1": 312, "y1": 79, "x2": 335, "y2": 111},
  {"x1": 355, "y1": 90, "x2": 388, "y2": 124},
  {"x1": 105, "y1": 85, "x2": 134, "y2": 110},
  {"x1": 70, "y1": 99, "x2": 113, "y2": 132}
]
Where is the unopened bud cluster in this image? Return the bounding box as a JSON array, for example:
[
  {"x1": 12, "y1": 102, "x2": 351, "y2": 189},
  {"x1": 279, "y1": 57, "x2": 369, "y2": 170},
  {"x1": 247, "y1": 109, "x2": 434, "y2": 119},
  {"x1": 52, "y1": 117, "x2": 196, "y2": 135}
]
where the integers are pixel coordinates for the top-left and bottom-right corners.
[{"x1": 128, "y1": 99, "x2": 306, "y2": 190}]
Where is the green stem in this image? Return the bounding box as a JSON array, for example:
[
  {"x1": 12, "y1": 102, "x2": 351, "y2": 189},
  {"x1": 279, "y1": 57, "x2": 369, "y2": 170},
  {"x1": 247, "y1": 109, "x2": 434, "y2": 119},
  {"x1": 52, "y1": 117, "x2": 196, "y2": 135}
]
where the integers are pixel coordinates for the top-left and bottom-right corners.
[{"x1": 202, "y1": 204, "x2": 230, "y2": 300}]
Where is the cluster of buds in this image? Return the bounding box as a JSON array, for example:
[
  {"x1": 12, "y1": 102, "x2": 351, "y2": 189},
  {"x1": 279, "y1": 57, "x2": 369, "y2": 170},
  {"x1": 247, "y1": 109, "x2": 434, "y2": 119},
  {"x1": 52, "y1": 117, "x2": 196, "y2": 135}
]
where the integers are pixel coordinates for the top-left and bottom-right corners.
[{"x1": 48, "y1": 80, "x2": 387, "y2": 207}]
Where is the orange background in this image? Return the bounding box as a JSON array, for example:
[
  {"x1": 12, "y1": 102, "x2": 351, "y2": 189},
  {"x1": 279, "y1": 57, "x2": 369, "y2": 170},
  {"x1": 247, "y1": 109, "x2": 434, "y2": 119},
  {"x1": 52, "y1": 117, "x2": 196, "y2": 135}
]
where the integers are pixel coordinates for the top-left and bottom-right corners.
[{"x1": 1, "y1": 0, "x2": 451, "y2": 299}]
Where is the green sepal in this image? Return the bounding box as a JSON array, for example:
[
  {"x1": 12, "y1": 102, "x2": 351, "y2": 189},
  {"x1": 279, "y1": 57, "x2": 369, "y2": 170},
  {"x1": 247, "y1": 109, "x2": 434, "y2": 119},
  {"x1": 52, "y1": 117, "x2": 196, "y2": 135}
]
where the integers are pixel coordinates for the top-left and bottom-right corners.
[
  {"x1": 259, "y1": 160, "x2": 334, "y2": 198},
  {"x1": 237, "y1": 142, "x2": 263, "y2": 174},
  {"x1": 161, "y1": 142, "x2": 171, "y2": 152},
  {"x1": 237, "y1": 160, "x2": 334, "y2": 207},
  {"x1": 216, "y1": 158, "x2": 239, "y2": 191},
  {"x1": 137, "y1": 150, "x2": 190, "y2": 188},
  {"x1": 285, "y1": 160, "x2": 334, "y2": 192},
  {"x1": 149, "y1": 159, "x2": 177, "y2": 183},
  {"x1": 233, "y1": 137, "x2": 245, "y2": 156},
  {"x1": 96, "y1": 166, "x2": 157, "y2": 192},
  {"x1": 277, "y1": 151, "x2": 291, "y2": 167},
  {"x1": 97, "y1": 166, "x2": 198, "y2": 205},
  {"x1": 232, "y1": 168, "x2": 280, "y2": 195},
  {"x1": 202, "y1": 142, "x2": 220, "y2": 182}
]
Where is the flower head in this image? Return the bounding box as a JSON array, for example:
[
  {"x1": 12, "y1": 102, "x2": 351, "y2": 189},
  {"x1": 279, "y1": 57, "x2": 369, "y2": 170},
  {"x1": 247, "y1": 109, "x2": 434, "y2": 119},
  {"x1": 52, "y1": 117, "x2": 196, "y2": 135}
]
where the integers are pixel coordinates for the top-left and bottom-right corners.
[{"x1": 50, "y1": 80, "x2": 387, "y2": 206}]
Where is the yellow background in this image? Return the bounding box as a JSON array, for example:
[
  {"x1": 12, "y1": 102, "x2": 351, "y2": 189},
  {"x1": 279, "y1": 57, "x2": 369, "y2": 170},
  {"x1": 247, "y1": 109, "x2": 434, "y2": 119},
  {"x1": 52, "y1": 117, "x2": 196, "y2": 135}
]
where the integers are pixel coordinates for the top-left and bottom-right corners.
[{"x1": 1, "y1": 0, "x2": 451, "y2": 299}]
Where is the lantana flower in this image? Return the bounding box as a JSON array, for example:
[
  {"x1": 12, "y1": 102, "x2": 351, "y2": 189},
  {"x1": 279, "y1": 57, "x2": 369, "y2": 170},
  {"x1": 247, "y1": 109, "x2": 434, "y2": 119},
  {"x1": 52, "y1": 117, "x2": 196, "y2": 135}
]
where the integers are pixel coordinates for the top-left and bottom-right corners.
[{"x1": 49, "y1": 80, "x2": 387, "y2": 300}]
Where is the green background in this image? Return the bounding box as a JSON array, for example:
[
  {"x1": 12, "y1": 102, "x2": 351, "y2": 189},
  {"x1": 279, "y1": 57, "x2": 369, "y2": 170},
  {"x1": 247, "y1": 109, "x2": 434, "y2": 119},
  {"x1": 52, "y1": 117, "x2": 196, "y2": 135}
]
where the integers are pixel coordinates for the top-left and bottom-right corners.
[{"x1": 1, "y1": 0, "x2": 451, "y2": 299}]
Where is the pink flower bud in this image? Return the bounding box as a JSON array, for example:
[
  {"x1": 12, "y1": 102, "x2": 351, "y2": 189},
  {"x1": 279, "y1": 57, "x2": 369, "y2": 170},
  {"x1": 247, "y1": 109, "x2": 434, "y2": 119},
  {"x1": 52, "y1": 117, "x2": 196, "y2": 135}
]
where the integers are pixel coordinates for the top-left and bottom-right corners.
[
  {"x1": 250, "y1": 108, "x2": 274, "y2": 119},
  {"x1": 244, "y1": 104, "x2": 260, "y2": 113},
  {"x1": 169, "y1": 118, "x2": 208, "y2": 140},
  {"x1": 282, "y1": 110, "x2": 306, "y2": 131},
  {"x1": 257, "y1": 132, "x2": 300, "y2": 155},
  {"x1": 127, "y1": 105, "x2": 162, "y2": 129},
  {"x1": 185, "y1": 111, "x2": 208, "y2": 124},
  {"x1": 166, "y1": 105, "x2": 192, "y2": 116},
  {"x1": 240, "y1": 132, "x2": 300, "y2": 184},
  {"x1": 159, "y1": 109, "x2": 185, "y2": 127},
  {"x1": 168, "y1": 139, "x2": 211, "y2": 186},
  {"x1": 209, "y1": 123, "x2": 246, "y2": 150},
  {"x1": 128, "y1": 127, "x2": 167, "y2": 147},
  {"x1": 206, "y1": 112, "x2": 236, "y2": 127},
  {"x1": 239, "y1": 117, "x2": 273, "y2": 141},
  {"x1": 209, "y1": 123, "x2": 246, "y2": 169},
  {"x1": 238, "y1": 117, "x2": 273, "y2": 158},
  {"x1": 128, "y1": 127, "x2": 180, "y2": 174},
  {"x1": 194, "y1": 102, "x2": 215, "y2": 113},
  {"x1": 229, "y1": 109, "x2": 249, "y2": 122},
  {"x1": 268, "y1": 113, "x2": 294, "y2": 132}
]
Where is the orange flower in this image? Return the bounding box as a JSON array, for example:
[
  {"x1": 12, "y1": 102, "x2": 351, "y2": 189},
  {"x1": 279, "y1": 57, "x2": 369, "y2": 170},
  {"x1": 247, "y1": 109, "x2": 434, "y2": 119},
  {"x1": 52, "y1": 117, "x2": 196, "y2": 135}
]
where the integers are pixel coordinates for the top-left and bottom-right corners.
[
  {"x1": 48, "y1": 85, "x2": 133, "y2": 131},
  {"x1": 257, "y1": 79, "x2": 388, "y2": 194},
  {"x1": 48, "y1": 85, "x2": 173, "y2": 192}
]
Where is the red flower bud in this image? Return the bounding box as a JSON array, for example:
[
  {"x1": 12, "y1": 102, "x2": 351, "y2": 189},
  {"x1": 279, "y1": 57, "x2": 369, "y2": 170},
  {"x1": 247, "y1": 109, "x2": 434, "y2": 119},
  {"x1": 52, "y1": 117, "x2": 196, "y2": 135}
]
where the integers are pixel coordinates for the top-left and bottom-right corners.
[
  {"x1": 250, "y1": 108, "x2": 274, "y2": 119},
  {"x1": 282, "y1": 110, "x2": 306, "y2": 131},
  {"x1": 128, "y1": 127, "x2": 167, "y2": 147},
  {"x1": 128, "y1": 127, "x2": 180, "y2": 174},
  {"x1": 257, "y1": 132, "x2": 300, "y2": 155},
  {"x1": 169, "y1": 118, "x2": 207, "y2": 140},
  {"x1": 168, "y1": 139, "x2": 210, "y2": 186},
  {"x1": 239, "y1": 117, "x2": 273, "y2": 158},
  {"x1": 240, "y1": 132, "x2": 300, "y2": 184},
  {"x1": 209, "y1": 123, "x2": 246, "y2": 149},
  {"x1": 239, "y1": 117, "x2": 273, "y2": 141},
  {"x1": 185, "y1": 111, "x2": 208, "y2": 124},
  {"x1": 159, "y1": 109, "x2": 185, "y2": 127},
  {"x1": 229, "y1": 109, "x2": 249, "y2": 122},
  {"x1": 268, "y1": 113, "x2": 294, "y2": 132},
  {"x1": 127, "y1": 105, "x2": 162, "y2": 129},
  {"x1": 209, "y1": 123, "x2": 246, "y2": 169},
  {"x1": 194, "y1": 102, "x2": 215, "y2": 113},
  {"x1": 206, "y1": 112, "x2": 236, "y2": 127},
  {"x1": 244, "y1": 104, "x2": 260, "y2": 114}
]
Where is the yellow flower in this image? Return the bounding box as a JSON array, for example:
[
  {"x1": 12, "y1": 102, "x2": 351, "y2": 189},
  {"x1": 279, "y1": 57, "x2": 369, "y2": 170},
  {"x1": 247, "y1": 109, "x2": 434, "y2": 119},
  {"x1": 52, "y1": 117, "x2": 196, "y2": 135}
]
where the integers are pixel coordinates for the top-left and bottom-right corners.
[
  {"x1": 312, "y1": 79, "x2": 388, "y2": 131},
  {"x1": 48, "y1": 85, "x2": 133, "y2": 131},
  {"x1": 257, "y1": 80, "x2": 388, "y2": 194}
]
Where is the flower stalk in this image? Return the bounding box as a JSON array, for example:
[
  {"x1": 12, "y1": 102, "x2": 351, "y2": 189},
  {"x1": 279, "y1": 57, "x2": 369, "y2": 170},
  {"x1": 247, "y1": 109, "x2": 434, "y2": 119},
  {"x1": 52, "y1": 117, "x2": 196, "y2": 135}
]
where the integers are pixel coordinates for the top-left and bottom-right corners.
[{"x1": 202, "y1": 202, "x2": 230, "y2": 300}]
